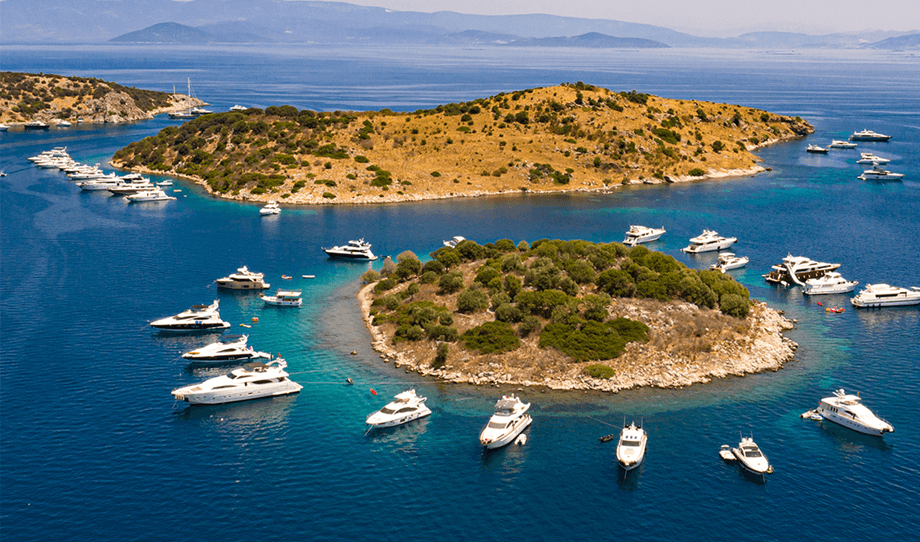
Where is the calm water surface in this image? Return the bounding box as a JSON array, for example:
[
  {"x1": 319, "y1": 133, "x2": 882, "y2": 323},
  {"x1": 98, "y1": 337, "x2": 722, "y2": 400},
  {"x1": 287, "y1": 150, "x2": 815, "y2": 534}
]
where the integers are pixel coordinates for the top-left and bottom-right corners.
[{"x1": 1, "y1": 46, "x2": 919, "y2": 541}]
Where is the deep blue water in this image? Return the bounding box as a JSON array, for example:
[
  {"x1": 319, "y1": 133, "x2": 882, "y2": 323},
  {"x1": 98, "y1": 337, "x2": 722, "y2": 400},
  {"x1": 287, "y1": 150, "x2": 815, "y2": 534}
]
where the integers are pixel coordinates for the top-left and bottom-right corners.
[{"x1": 2, "y1": 46, "x2": 919, "y2": 541}]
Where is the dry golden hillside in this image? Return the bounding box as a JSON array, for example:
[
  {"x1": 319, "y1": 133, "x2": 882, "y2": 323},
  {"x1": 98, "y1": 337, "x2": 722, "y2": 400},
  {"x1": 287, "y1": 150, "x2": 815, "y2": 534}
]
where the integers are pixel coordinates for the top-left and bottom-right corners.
[{"x1": 112, "y1": 83, "x2": 812, "y2": 204}]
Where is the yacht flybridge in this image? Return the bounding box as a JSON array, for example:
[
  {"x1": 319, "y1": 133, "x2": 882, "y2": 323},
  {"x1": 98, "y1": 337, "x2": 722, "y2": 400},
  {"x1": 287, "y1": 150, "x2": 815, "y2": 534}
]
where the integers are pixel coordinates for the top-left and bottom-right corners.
[
  {"x1": 623, "y1": 225, "x2": 666, "y2": 246},
  {"x1": 260, "y1": 201, "x2": 281, "y2": 216},
  {"x1": 616, "y1": 421, "x2": 648, "y2": 471},
  {"x1": 366, "y1": 389, "x2": 432, "y2": 428},
  {"x1": 850, "y1": 284, "x2": 920, "y2": 308},
  {"x1": 858, "y1": 166, "x2": 904, "y2": 181},
  {"x1": 763, "y1": 254, "x2": 840, "y2": 286},
  {"x1": 171, "y1": 358, "x2": 302, "y2": 405},
  {"x1": 216, "y1": 266, "x2": 270, "y2": 290},
  {"x1": 150, "y1": 300, "x2": 230, "y2": 331},
  {"x1": 181, "y1": 334, "x2": 271, "y2": 362},
  {"x1": 323, "y1": 239, "x2": 378, "y2": 261},
  {"x1": 802, "y1": 272, "x2": 858, "y2": 295},
  {"x1": 816, "y1": 389, "x2": 894, "y2": 436},
  {"x1": 806, "y1": 144, "x2": 828, "y2": 154},
  {"x1": 680, "y1": 230, "x2": 737, "y2": 254},
  {"x1": 479, "y1": 395, "x2": 532, "y2": 449},
  {"x1": 856, "y1": 153, "x2": 890, "y2": 164},
  {"x1": 849, "y1": 129, "x2": 892, "y2": 141}
]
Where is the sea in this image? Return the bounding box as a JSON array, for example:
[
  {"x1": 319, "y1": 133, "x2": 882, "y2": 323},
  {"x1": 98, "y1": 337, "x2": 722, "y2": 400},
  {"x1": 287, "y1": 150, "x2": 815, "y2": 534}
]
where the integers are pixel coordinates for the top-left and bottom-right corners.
[{"x1": 1, "y1": 45, "x2": 919, "y2": 541}]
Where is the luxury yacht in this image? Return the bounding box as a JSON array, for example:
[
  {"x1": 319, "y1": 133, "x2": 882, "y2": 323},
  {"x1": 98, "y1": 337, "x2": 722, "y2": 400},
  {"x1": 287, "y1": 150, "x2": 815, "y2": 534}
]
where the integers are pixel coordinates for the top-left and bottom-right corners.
[
  {"x1": 0, "y1": 123, "x2": 8, "y2": 131},
  {"x1": 78, "y1": 178, "x2": 123, "y2": 191},
  {"x1": 322, "y1": 239, "x2": 378, "y2": 261},
  {"x1": 171, "y1": 358, "x2": 302, "y2": 405},
  {"x1": 731, "y1": 437, "x2": 771, "y2": 475},
  {"x1": 763, "y1": 254, "x2": 840, "y2": 286},
  {"x1": 680, "y1": 230, "x2": 737, "y2": 254},
  {"x1": 28, "y1": 147, "x2": 68, "y2": 162},
  {"x1": 125, "y1": 188, "x2": 176, "y2": 203},
  {"x1": 216, "y1": 266, "x2": 270, "y2": 290},
  {"x1": 366, "y1": 389, "x2": 432, "y2": 428},
  {"x1": 616, "y1": 421, "x2": 647, "y2": 471},
  {"x1": 56, "y1": 120, "x2": 72, "y2": 127},
  {"x1": 816, "y1": 389, "x2": 894, "y2": 436},
  {"x1": 191, "y1": 106, "x2": 214, "y2": 116},
  {"x1": 849, "y1": 129, "x2": 892, "y2": 142},
  {"x1": 35, "y1": 157, "x2": 74, "y2": 169},
  {"x1": 850, "y1": 284, "x2": 920, "y2": 308},
  {"x1": 828, "y1": 140, "x2": 857, "y2": 149},
  {"x1": 858, "y1": 166, "x2": 904, "y2": 181},
  {"x1": 802, "y1": 272, "x2": 858, "y2": 295},
  {"x1": 24, "y1": 120, "x2": 50, "y2": 130},
  {"x1": 150, "y1": 300, "x2": 231, "y2": 331},
  {"x1": 229, "y1": 105, "x2": 248, "y2": 112},
  {"x1": 623, "y1": 225, "x2": 666, "y2": 246},
  {"x1": 108, "y1": 178, "x2": 156, "y2": 195},
  {"x1": 259, "y1": 201, "x2": 281, "y2": 216},
  {"x1": 806, "y1": 144, "x2": 828, "y2": 154},
  {"x1": 856, "y1": 153, "x2": 890, "y2": 164},
  {"x1": 181, "y1": 334, "x2": 271, "y2": 362},
  {"x1": 709, "y1": 252, "x2": 749, "y2": 273},
  {"x1": 443, "y1": 236, "x2": 466, "y2": 249},
  {"x1": 479, "y1": 395, "x2": 532, "y2": 450},
  {"x1": 261, "y1": 290, "x2": 302, "y2": 307}
]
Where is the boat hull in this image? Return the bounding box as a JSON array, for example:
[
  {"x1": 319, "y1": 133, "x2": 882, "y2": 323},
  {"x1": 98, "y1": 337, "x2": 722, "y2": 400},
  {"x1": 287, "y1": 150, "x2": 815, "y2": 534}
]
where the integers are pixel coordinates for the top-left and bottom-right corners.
[
  {"x1": 152, "y1": 321, "x2": 231, "y2": 331},
  {"x1": 803, "y1": 284, "x2": 857, "y2": 295},
  {"x1": 323, "y1": 250, "x2": 377, "y2": 261},
  {"x1": 682, "y1": 239, "x2": 736, "y2": 253},
  {"x1": 817, "y1": 407, "x2": 893, "y2": 436},
  {"x1": 367, "y1": 407, "x2": 432, "y2": 428},
  {"x1": 216, "y1": 281, "x2": 269, "y2": 290},
  {"x1": 173, "y1": 382, "x2": 302, "y2": 405},
  {"x1": 851, "y1": 297, "x2": 920, "y2": 308},
  {"x1": 481, "y1": 415, "x2": 532, "y2": 450}
]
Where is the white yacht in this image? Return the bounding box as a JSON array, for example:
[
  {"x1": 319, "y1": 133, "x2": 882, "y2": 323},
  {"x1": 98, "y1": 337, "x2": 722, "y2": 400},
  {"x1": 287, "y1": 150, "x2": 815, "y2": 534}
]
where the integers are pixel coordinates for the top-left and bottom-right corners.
[
  {"x1": 763, "y1": 254, "x2": 840, "y2": 286},
  {"x1": 709, "y1": 252, "x2": 749, "y2": 273},
  {"x1": 78, "y1": 178, "x2": 123, "y2": 191},
  {"x1": 24, "y1": 120, "x2": 50, "y2": 130},
  {"x1": 443, "y1": 236, "x2": 466, "y2": 248},
  {"x1": 806, "y1": 144, "x2": 828, "y2": 154},
  {"x1": 849, "y1": 129, "x2": 892, "y2": 142},
  {"x1": 150, "y1": 300, "x2": 231, "y2": 331},
  {"x1": 858, "y1": 166, "x2": 904, "y2": 181},
  {"x1": 479, "y1": 395, "x2": 532, "y2": 450},
  {"x1": 851, "y1": 284, "x2": 920, "y2": 308},
  {"x1": 616, "y1": 421, "x2": 647, "y2": 471},
  {"x1": 125, "y1": 188, "x2": 176, "y2": 203},
  {"x1": 816, "y1": 389, "x2": 894, "y2": 436},
  {"x1": 229, "y1": 105, "x2": 248, "y2": 112},
  {"x1": 856, "y1": 153, "x2": 890, "y2": 164},
  {"x1": 108, "y1": 178, "x2": 156, "y2": 195},
  {"x1": 171, "y1": 358, "x2": 302, "y2": 405},
  {"x1": 29, "y1": 147, "x2": 68, "y2": 162},
  {"x1": 261, "y1": 290, "x2": 302, "y2": 307},
  {"x1": 35, "y1": 157, "x2": 74, "y2": 169},
  {"x1": 71, "y1": 171, "x2": 117, "y2": 182},
  {"x1": 216, "y1": 266, "x2": 270, "y2": 290},
  {"x1": 260, "y1": 201, "x2": 281, "y2": 216},
  {"x1": 0, "y1": 123, "x2": 8, "y2": 131},
  {"x1": 191, "y1": 106, "x2": 214, "y2": 116},
  {"x1": 681, "y1": 229, "x2": 737, "y2": 253},
  {"x1": 731, "y1": 437, "x2": 771, "y2": 475},
  {"x1": 323, "y1": 239, "x2": 378, "y2": 261},
  {"x1": 828, "y1": 140, "x2": 857, "y2": 149},
  {"x1": 181, "y1": 334, "x2": 271, "y2": 362},
  {"x1": 366, "y1": 389, "x2": 432, "y2": 428},
  {"x1": 803, "y1": 272, "x2": 858, "y2": 295},
  {"x1": 56, "y1": 120, "x2": 72, "y2": 127},
  {"x1": 623, "y1": 225, "x2": 666, "y2": 246}
]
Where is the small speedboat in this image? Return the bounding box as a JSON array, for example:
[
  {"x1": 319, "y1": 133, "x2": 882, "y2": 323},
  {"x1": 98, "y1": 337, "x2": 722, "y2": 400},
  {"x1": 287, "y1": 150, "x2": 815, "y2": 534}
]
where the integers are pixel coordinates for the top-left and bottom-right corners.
[
  {"x1": 623, "y1": 225, "x2": 666, "y2": 246},
  {"x1": 261, "y1": 290, "x2": 302, "y2": 307},
  {"x1": 732, "y1": 437, "x2": 771, "y2": 475},
  {"x1": 260, "y1": 201, "x2": 281, "y2": 216},
  {"x1": 479, "y1": 395, "x2": 532, "y2": 449},
  {"x1": 816, "y1": 389, "x2": 893, "y2": 436},
  {"x1": 709, "y1": 252, "x2": 748, "y2": 273},
  {"x1": 828, "y1": 140, "x2": 857, "y2": 149},
  {"x1": 616, "y1": 421, "x2": 647, "y2": 471},
  {"x1": 171, "y1": 358, "x2": 302, "y2": 405},
  {"x1": 366, "y1": 389, "x2": 432, "y2": 428},
  {"x1": 216, "y1": 266, "x2": 270, "y2": 290},
  {"x1": 181, "y1": 334, "x2": 271, "y2": 362},
  {"x1": 806, "y1": 144, "x2": 828, "y2": 154},
  {"x1": 151, "y1": 300, "x2": 231, "y2": 331},
  {"x1": 803, "y1": 272, "x2": 858, "y2": 295}
]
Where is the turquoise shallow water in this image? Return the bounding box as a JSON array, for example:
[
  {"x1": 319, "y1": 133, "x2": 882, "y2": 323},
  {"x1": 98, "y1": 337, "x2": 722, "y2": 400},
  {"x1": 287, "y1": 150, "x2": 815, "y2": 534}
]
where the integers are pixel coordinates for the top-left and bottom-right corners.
[{"x1": 2, "y1": 46, "x2": 919, "y2": 541}]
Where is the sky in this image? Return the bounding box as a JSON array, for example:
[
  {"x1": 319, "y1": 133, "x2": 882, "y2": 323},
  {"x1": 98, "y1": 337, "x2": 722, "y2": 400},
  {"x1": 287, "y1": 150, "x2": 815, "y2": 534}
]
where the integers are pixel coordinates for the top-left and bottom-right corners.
[{"x1": 335, "y1": 0, "x2": 920, "y2": 36}]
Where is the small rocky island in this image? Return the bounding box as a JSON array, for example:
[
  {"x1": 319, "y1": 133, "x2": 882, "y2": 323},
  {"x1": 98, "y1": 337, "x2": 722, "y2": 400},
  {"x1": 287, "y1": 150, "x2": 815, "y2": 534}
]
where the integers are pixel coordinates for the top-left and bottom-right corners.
[
  {"x1": 112, "y1": 83, "x2": 812, "y2": 204},
  {"x1": 358, "y1": 239, "x2": 796, "y2": 392},
  {"x1": 0, "y1": 71, "x2": 206, "y2": 125}
]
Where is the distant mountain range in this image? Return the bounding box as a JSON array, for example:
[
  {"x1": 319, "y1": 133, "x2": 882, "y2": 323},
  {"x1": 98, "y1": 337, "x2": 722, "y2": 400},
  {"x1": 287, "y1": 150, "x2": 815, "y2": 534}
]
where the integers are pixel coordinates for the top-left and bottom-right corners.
[{"x1": 2, "y1": 0, "x2": 918, "y2": 50}]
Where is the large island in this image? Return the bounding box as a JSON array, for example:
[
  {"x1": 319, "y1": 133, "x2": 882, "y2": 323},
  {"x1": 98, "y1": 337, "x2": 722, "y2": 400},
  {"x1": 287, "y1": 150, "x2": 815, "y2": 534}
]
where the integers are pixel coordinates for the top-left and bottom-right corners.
[{"x1": 111, "y1": 83, "x2": 813, "y2": 204}]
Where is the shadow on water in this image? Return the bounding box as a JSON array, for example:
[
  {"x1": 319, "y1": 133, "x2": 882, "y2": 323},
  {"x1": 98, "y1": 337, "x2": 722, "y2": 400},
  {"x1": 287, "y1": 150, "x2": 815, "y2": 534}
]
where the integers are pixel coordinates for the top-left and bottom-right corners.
[
  {"x1": 616, "y1": 463, "x2": 643, "y2": 491},
  {"x1": 172, "y1": 394, "x2": 299, "y2": 424},
  {"x1": 818, "y1": 421, "x2": 894, "y2": 453},
  {"x1": 364, "y1": 416, "x2": 430, "y2": 446}
]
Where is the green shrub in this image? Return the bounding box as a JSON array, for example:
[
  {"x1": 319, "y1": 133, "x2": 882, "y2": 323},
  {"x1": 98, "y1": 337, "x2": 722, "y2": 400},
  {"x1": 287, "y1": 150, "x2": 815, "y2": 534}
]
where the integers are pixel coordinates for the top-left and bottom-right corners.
[
  {"x1": 585, "y1": 364, "x2": 615, "y2": 379},
  {"x1": 322, "y1": 192, "x2": 336, "y2": 199},
  {"x1": 515, "y1": 289, "x2": 570, "y2": 319},
  {"x1": 393, "y1": 258, "x2": 422, "y2": 281},
  {"x1": 597, "y1": 269, "x2": 636, "y2": 297},
  {"x1": 422, "y1": 260, "x2": 445, "y2": 275},
  {"x1": 457, "y1": 287, "x2": 489, "y2": 313},
  {"x1": 439, "y1": 312, "x2": 454, "y2": 326},
  {"x1": 432, "y1": 343, "x2": 450, "y2": 368},
  {"x1": 495, "y1": 303, "x2": 524, "y2": 323},
  {"x1": 719, "y1": 293, "x2": 751, "y2": 318},
  {"x1": 354, "y1": 155, "x2": 370, "y2": 163},
  {"x1": 539, "y1": 318, "x2": 648, "y2": 361},
  {"x1": 518, "y1": 315, "x2": 541, "y2": 337},
  {"x1": 711, "y1": 141, "x2": 724, "y2": 152},
  {"x1": 438, "y1": 271, "x2": 465, "y2": 294},
  {"x1": 504, "y1": 274, "x2": 522, "y2": 299},
  {"x1": 462, "y1": 321, "x2": 521, "y2": 354},
  {"x1": 361, "y1": 269, "x2": 380, "y2": 284},
  {"x1": 420, "y1": 271, "x2": 438, "y2": 284},
  {"x1": 374, "y1": 278, "x2": 397, "y2": 293},
  {"x1": 688, "y1": 168, "x2": 706, "y2": 177},
  {"x1": 406, "y1": 283, "x2": 421, "y2": 296},
  {"x1": 474, "y1": 266, "x2": 501, "y2": 286},
  {"x1": 428, "y1": 325, "x2": 459, "y2": 342}
]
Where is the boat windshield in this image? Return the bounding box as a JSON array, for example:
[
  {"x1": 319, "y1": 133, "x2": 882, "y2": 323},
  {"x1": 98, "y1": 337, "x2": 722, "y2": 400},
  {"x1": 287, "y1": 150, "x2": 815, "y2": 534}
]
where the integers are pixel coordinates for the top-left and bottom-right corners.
[
  {"x1": 488, "y1": 421, "x2": 507, "y2": 429},
  {"x1": 744, "y1": 449, "x2": 763, "y2": 458},
  {"x1": 379, "y1": 407, "x2": 397, "y2": 415},
  {"x1": 620, "y1": 440, "x2": 641, "y2": 446}
]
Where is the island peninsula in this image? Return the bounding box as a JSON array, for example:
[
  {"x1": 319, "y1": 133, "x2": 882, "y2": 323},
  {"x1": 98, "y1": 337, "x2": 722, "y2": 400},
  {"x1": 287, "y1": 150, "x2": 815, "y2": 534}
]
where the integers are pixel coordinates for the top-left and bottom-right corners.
[{"x1": 111, "y1": 82, "x2": 813, "y2": 204}]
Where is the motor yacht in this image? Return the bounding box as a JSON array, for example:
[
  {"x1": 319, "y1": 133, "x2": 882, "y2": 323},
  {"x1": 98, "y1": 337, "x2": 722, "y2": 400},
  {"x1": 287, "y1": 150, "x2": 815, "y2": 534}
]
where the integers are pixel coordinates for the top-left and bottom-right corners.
[
  {"x1": 150, "y1": 300, "x2": 231, "y2": 331},
  {"x1": 856, "y1": 153, "x2": 890, "y2": 164},
  {"x1": 156, "y1": 180, "x2": 173, "y2": 187},
  {"x1": 806, "y1": 144, "x2": 828, "y2": 154},
  {"x1": 171, "y1": 358, "x2": 302, "y2": 405},
  {"x1": 803, "y1": 272, "x2": 858, "y2": 295},
  {"x1": 108, "y1": 178, "x2": 156, "y2": 195},
  {"x1": 828, "y1": 140, "x2": 857, "y2": 149},
  {"x1": 858, "y1": 166, "x2": 904, "y2": 181},
  {"x1": 479, "y1": 395, "x2": 532, "y2": 449},
  {"x1": 260, "y1": 201, "x2": 281, "y2": 216},
  {"x1": 709, "y1": 252, "x2": 749, "y2": 273},
  {"x1": 322, "y1": 239, "x2": 378, "y2": 261},
  {"x1": 731, "y1": 437, "x2": 771, "y2": 475},
  {"x1": 763, "y1": 254, "x2": 840, "y2": 286},
  {"x1": 816, "y1": 389, "x2": 894, "y2": 436},
  {"x1": 366, "y1": 389, "x2": 432, "y2": 428},
  {"x1": 616, "y1": 421, "x2": 647, "y2": 471},
  {"x1": 56, "y1": 120, "x2": 72, "y2": 127},
  {"x1": 261, "y1": 290, "x2": 302, "y2": 307},
  {"x1": 78, "y1": 178, "x2": 123, "y2": 191},
  {"x1": 35, "y1": 157, "x2": 74, "y2": 169},
  {"x1": 849, "y1": 129, "x2": 891, "y2": 141},
  {"x1": 680, "y1": 230, "x2": 737, "y2": 253},
  {"x1": 850, "y1": 283, "x2": 920, "y2": 308},
  {"x1": 443, "y1": 236, "x2": 466, "y2": 249},
  {"x1": 181, "y1": 334, "x2": 271, "y2": 362},
  {"x1": 24, "y1": 120, "x2": 50, "y2": 130},
  {"x1": 229, "y1": 105, "x2": 248, "y2": 112},
  {"x1": 125, "y1": 188, "x2": 176, "y2": 203},
  {"x1": 0, "y1": 123, "x2": 8, "y2": 131},
  {"x1": 623, "y1": 225, "x2": 666, "y2": 246},
  {"x1": 70, "y1": 170, "x2": 116, "y2": 181},
  {"x1": 191, "y1": 106, "x2": 214, "y2": 116},
  {"x1": 216, "y1": 266, "x2": 270, "y2": 290},
  {"x1": 29, "y1": 147, "x2": 68, "y2": 162}
]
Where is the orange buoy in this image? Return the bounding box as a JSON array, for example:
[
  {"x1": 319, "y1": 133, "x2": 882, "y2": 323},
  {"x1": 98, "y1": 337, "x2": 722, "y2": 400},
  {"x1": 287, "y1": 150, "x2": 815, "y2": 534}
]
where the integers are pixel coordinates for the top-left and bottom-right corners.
[
  {"x1": 370, "y1": 389, "x2": 377, "y2": 396},
  {"x1": 816, "y1": 301, "x2": 823, "y2": 306}
]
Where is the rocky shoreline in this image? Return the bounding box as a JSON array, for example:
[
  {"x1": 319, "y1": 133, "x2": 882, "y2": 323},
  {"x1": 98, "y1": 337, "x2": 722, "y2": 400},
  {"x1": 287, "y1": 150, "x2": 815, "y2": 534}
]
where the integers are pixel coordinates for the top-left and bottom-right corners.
[{"x1": 357, "y1": 283, "x2": 797, "y2": 392}]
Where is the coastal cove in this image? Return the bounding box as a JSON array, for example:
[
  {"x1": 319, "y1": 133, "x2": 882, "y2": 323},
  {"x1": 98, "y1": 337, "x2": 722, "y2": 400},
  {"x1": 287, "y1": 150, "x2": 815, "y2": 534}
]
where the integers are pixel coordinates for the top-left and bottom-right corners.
[{"x1": 2, "y1": 45, "x2": 920, "y2": 542}]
